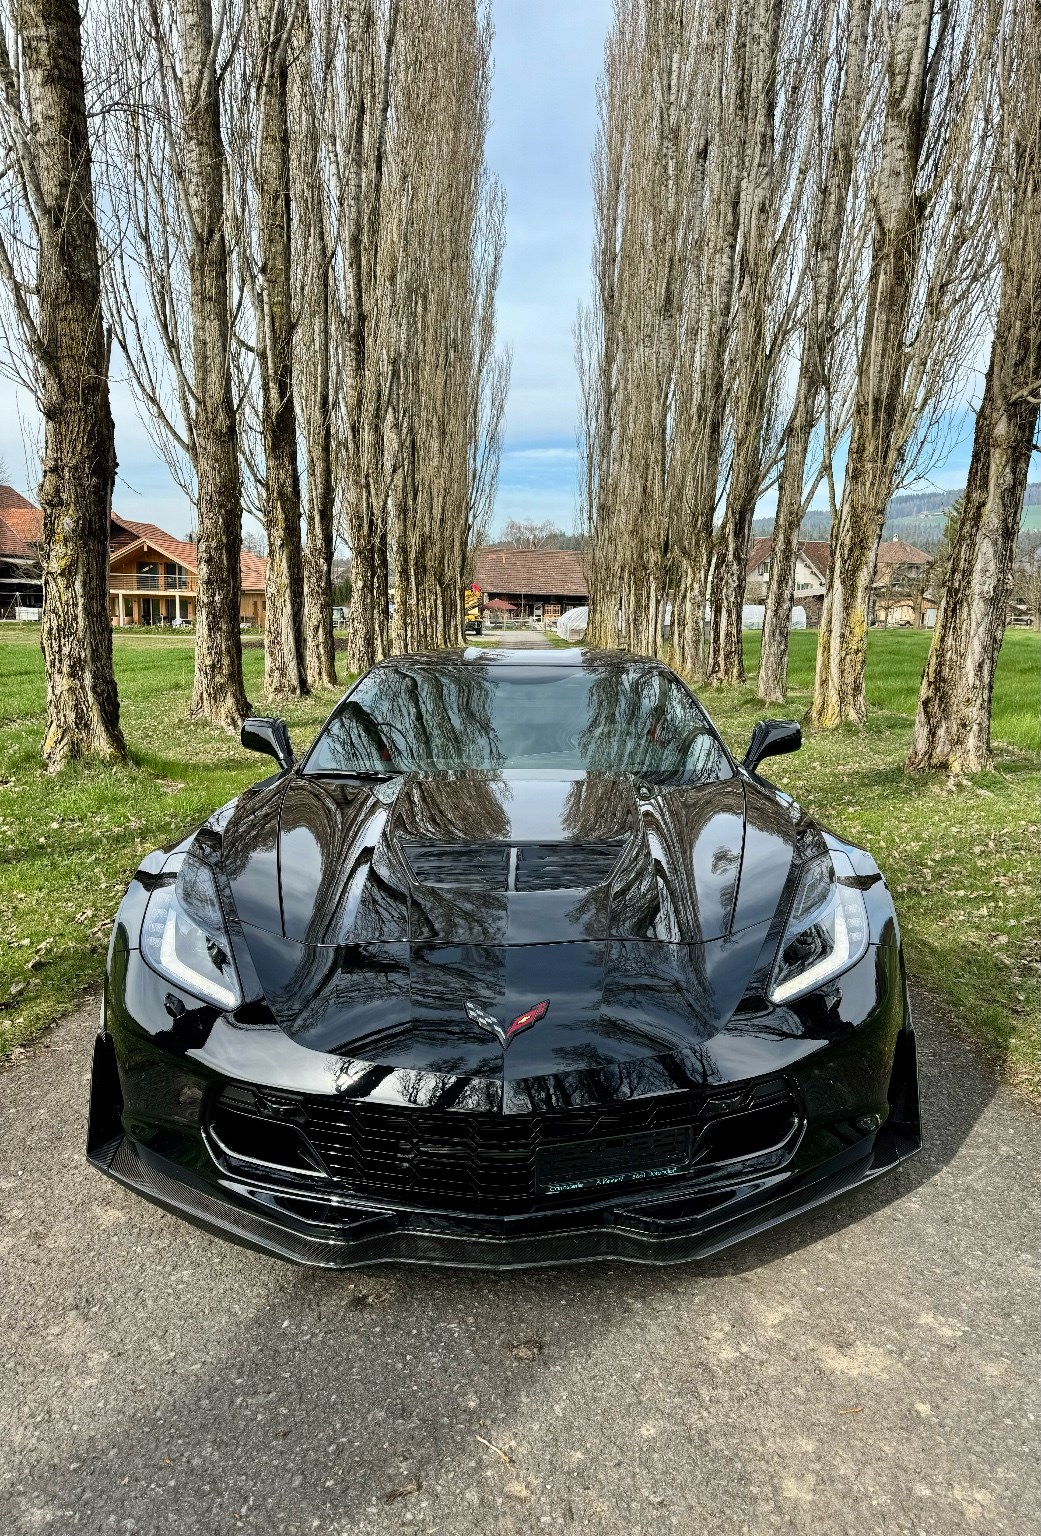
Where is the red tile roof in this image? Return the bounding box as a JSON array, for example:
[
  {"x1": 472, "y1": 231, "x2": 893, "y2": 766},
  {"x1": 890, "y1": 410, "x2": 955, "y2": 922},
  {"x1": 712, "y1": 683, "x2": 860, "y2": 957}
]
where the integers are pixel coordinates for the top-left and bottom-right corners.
[
  {"x1": 0, "y1": 514, "x2": 32, "y2": 559},
  {"x1": 0, "y1": 489, "x2": 41, "y2": 561},
  {"x1": 0, "y1": 484, "x2": 39, "y2": 516},
  {"x1": 474, "y1": 547, "x2": 588, "y2": 599},
  {"x1": 0, "y1": 498, "x2": 43, "y2": 553},
  {"x1": 875, "y1": 537, "x2": 931, "y2": 567},
  {"x1": 109, "y1": 515, "x2": 267, "y2": 592},
  {"x1": 0, "y1": 490, "x2": 267, "y2": 591}
]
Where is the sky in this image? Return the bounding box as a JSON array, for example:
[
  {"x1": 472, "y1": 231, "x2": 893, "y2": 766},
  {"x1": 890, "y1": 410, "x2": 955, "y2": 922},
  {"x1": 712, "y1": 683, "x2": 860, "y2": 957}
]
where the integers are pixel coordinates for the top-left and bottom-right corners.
[
  {"x1": 485, "y1": 0, "x2": 611, "y2": 534},
  {"x1": 0, "y1": 0, "x2": 987, "y2": 540}
]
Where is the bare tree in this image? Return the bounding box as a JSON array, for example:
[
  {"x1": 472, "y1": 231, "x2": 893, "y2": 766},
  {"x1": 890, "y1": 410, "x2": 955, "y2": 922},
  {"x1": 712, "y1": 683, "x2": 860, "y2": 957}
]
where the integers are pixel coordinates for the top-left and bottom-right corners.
[
  {"x1": 329, "y1": 0, "x2": 398, "y2": 676},
  {"x1": 581, "y1": 0, "x2": 814, "y2": 677},
  {"x1": 0, "y1": 0, "x2": 125, "y2": 767},
  {"x1": 907, "y1": 0, "x2": 1040, "y2": 770},
  {"x1": 811, "y1": 0, "x2": 998, "y2": 726},
  {"x1": 669, "y1": 0, "x2": 748, "y2": 676},
  {"x1": 580, "y1": 0, "x2": 709, "y2": 661},
  {"x1": 99, "y1": 0, "x2": 252, "y2": 729},
  {"x1": 324, "y1": 0, "x2": 505, "y2": 667},
  {"x1": 494, "y1": 518, "x2": 569, "y2": 550},
  {"x1": 757, "y1": 0, "x2": 874, "y2": 701},
  {"x1": 706, "y1": 0, "x2": 786, "y2": 685},
  {"x1": 387, "y1": 0, "x2": 508, "y2": 652},
  {"x1": 292, "y1": 0, "x2": 337, "y2": 687},
  {"x1": 229, "y1": 0, "x2": 308, "y2": 697}
]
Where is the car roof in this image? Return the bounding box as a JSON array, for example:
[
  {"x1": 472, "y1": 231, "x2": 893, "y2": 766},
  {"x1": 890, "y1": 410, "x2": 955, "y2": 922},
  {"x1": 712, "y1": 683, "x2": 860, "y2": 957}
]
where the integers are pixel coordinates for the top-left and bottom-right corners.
[
  {"x1": 461, "y1": 646, "x2": 590, "y2": 666},
  {"x1": 369, "y1": 647, "x2": 657, "y2": 672}
]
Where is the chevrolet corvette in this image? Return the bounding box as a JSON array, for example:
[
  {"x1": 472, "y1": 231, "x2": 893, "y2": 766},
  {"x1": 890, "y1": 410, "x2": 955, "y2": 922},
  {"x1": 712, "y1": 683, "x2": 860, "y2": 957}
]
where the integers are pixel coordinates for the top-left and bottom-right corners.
[{"x1": 88, "y1": 646, "x2": 920, "y2": 1267}]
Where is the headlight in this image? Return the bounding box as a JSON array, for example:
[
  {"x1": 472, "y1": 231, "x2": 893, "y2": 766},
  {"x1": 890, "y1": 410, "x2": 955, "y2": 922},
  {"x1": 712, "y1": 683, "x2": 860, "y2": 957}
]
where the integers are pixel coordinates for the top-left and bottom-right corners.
[
  {"x1": 141, "y1": 855, "x2": 241, "y2": 1011},
  {"x1": 769, "y1": 853, "x2": 869, "y2": 1003}
]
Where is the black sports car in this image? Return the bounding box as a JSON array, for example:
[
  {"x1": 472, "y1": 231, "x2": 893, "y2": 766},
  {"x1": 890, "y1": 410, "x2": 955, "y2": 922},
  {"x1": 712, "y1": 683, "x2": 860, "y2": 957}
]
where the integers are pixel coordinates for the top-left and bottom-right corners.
[{"x1": 88, "y1": 647, "x2": 921, "y2": 1267}]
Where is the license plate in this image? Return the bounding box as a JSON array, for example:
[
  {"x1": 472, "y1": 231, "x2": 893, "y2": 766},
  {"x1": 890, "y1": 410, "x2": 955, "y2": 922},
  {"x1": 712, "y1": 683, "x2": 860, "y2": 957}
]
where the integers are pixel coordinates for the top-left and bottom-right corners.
[{"x1": 536, "y1": 1125, "x2": 693, "y2": 1194}]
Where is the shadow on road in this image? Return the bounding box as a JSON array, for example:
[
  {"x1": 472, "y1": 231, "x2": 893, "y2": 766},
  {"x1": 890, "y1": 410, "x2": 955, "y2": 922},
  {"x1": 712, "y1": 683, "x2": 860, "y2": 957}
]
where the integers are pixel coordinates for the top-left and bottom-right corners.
[{"x1": 8, "y1": 987, "x2": 1009, "y2": 1533}]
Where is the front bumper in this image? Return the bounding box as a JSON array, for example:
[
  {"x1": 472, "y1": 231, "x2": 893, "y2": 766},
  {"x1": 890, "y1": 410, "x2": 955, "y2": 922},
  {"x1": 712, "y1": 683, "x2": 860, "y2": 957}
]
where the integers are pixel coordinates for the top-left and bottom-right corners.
[{"x1": 87, "y1": 979, "x2": 921, "y2": 1269}]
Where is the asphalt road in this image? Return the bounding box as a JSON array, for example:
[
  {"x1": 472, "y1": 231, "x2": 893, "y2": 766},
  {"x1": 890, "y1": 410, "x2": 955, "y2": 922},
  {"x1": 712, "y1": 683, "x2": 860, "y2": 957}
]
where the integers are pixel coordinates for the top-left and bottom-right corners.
[{"x1": 2, "y1": 994, "x2": 1037, "y2": 1535}]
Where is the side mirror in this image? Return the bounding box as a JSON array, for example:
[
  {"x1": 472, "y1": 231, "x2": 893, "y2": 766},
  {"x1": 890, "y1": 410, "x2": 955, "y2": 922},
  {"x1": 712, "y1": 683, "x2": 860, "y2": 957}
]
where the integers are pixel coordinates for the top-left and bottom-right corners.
[
  {"x1": 743, "y1": 719, "x2": 801, "y2": 775},
  {"x1": 241, "y1": 716, "x2": 295, "y2": 771}
]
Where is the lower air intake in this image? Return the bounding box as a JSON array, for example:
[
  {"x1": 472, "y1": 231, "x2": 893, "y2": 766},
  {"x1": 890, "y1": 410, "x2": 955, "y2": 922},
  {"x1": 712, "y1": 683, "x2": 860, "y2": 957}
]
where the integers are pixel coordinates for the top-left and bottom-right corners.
[{"x1": 207, "y1": 1079, "x2": 803, "y2": 1216}]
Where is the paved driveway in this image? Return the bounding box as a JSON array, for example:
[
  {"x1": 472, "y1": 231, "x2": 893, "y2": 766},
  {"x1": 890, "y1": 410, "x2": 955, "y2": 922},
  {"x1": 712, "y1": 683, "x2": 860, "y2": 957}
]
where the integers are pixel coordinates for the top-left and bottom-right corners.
[
  {"x1": 2, "y1": 994, "x2": 1037, "y2": 1535},
  {"x1": 476, "y1": 629, "x2": 556, "y2": 646}
]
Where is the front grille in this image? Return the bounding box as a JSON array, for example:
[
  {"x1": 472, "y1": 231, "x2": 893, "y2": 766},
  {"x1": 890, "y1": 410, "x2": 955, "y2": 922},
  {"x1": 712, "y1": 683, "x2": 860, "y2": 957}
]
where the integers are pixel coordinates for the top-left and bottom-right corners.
[{"x1": 210, "y1": 1078, "x2": 802, "y2": 1216}]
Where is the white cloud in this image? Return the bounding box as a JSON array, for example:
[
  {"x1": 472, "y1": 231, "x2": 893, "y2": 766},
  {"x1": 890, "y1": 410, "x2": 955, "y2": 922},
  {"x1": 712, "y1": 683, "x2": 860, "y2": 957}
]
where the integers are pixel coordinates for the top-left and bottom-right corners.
[{"x1": 505, "y1": 446, "x2": 578, "y2": 462}]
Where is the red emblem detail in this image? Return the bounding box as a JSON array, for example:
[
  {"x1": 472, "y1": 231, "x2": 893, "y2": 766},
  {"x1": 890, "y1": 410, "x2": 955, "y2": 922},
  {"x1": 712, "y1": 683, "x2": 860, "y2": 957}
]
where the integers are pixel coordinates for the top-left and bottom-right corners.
[{"x1": 504, "y1": 999, "x2": 549, "y2": 1043}]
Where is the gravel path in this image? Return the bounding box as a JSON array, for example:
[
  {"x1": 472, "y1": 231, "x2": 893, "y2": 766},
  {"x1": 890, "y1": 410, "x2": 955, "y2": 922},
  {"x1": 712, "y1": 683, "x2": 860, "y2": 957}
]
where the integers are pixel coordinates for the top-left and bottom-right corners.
[
  {"x1": 475, "y1": 629, "x2": 557, "y2": 646},
  {"x1": 2, "y1": 994, "x2": 1037, "y2": 1535}
]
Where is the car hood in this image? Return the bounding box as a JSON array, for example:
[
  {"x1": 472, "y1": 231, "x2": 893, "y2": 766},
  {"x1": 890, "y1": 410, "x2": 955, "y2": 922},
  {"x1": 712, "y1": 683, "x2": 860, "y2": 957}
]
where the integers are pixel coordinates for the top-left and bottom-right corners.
[{"x1": 214, "y1": 770, "x2": 827, "y2": 1073}]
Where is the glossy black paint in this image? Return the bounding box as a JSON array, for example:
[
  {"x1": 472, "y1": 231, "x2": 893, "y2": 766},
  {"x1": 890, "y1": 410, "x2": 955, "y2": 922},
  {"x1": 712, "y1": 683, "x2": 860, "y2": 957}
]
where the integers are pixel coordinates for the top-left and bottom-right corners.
[
  {"x1": 89, "y1": 647, "x2": 920, "y2": 1267},
  {"x1": 743, "y1": 718, "x2": 802, "y2": 774},
  {"x1": 241, "y1": 716, "x2": 295, "y2": 771}
]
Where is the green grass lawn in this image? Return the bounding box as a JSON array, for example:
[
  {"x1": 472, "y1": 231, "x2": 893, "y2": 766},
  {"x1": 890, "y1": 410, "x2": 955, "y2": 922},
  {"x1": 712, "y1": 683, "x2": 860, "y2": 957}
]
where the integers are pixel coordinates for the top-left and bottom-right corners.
[{"x1": 1, "y1": 624, "x2": 1038, "y2": 1096}]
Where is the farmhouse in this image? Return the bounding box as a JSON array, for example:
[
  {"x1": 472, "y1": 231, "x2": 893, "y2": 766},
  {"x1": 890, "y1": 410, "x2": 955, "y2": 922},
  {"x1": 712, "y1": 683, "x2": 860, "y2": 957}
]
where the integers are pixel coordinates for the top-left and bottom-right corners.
[
  {"x1": 0, "y1": 485, "x2": 267, "y2": 626},
  {"x1": 108, "y1": 517, "x2": 267, "y2": 627},
  {"x1": 745, "y1": 535, "x2": 933, "y2": 627},
  {"x1": 473, "y1": 547, "x2": 588, "y2": 624}
]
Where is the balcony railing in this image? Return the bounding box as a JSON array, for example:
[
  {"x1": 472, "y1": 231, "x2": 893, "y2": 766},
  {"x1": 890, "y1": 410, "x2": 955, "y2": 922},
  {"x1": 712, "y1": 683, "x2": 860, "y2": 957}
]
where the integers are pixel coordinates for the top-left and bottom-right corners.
[{"x1": 109, "y1": 571, "x2": 197, "y2": 593}]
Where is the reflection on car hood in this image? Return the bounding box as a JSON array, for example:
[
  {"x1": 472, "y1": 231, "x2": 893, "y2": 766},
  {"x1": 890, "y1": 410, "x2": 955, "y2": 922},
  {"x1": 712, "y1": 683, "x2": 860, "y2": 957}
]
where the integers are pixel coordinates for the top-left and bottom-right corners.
[
  {"x1": 211, "y1": 770, "x2": 829, "y2": 1071},
  {"x1": 222, "y1": 769, "x2": 819, "y2": 946}
]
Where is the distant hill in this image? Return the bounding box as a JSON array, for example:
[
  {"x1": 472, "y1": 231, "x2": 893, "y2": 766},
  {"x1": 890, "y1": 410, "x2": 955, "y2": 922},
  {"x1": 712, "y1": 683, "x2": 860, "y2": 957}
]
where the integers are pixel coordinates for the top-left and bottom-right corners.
[{"x1": 752, "y1": 481, "x2": 1041, "y2": 544}]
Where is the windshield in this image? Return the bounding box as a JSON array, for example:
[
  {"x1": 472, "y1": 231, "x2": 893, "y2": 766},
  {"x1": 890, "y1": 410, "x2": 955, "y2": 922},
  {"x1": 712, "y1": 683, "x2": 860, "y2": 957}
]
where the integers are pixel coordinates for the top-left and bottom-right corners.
[{"x1": 305, "y1": 660, "x2": 732, "y2": 784}]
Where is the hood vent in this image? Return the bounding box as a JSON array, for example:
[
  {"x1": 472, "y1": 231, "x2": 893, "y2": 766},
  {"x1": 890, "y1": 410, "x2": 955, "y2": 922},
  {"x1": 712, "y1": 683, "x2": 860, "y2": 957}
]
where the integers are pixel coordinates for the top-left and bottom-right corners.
[
  {"x1": 515, "y1": 840, "x2": 624, "y2": 892},
  {"x1": 402, "y1": 839, "x2": 625, "y2": 893},
  {"x1": 402, "y1": 841, "x2": 510, "y2": 889}
]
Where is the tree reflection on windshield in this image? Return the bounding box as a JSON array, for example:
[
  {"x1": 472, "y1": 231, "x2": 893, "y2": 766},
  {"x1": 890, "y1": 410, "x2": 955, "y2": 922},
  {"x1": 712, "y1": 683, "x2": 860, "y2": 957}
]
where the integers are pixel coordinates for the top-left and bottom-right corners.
[{"x1": 305, "y1": 657, "x2": 732, "y2": 783}]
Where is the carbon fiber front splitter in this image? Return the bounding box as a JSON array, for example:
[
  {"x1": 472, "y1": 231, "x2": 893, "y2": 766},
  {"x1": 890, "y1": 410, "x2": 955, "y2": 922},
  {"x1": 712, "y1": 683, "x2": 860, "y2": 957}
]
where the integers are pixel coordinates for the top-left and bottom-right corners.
[{"x1": 87, "y1": 1027, "x2": 922, "y2": 1270}]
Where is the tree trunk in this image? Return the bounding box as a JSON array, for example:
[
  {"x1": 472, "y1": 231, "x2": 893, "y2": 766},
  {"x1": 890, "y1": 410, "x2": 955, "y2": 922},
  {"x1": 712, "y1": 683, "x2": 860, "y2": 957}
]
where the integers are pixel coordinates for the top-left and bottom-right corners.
[
  {"x1": 758, "y1": 368, "x2": 816, "y2": 700},
  {"x1": 20, "y1": 0, "x2": 125, "y2": 768},
  {"x1": 346, "y1": 485, "x2": 389, "y2": 673},
  {"x1": 303, "y1": 412, "x2": 337, "y2": 687},
  {"x1": 301, "y1": 245, "x2": 337, "y2": 688},
  {"x1": 257, "y1": 0, "x2": 307, "y2": 698},
  {"x1": 810, "y1": 0, "x2": 936, "y2": 726},
  {"x1": 181, "y1": 0, "x2": 252, "y2": 728},
  {"x1": 907, "y1": 57, "x2": 1041, "y2": 771}
]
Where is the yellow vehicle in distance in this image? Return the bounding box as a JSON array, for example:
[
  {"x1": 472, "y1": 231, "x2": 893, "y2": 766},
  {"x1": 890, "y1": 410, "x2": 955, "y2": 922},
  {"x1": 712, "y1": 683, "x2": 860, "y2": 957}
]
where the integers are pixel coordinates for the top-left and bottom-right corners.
[{"x1": 464, "y1": 584, "x2": 484, "y2": 636}]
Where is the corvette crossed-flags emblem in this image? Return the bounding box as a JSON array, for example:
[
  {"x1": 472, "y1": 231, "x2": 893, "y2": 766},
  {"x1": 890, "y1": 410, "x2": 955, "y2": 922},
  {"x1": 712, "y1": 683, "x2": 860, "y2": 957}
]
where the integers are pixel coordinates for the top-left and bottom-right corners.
[{"x1": 464, "y1": 998, "x2": 549, "y2": 1048}]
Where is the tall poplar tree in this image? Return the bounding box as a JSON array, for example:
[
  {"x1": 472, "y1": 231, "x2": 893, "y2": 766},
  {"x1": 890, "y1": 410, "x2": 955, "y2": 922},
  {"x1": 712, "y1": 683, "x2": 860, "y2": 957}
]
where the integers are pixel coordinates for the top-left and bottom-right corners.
[{"x1": 0, "y1": 0, "x2": 125, "y2": 766}]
